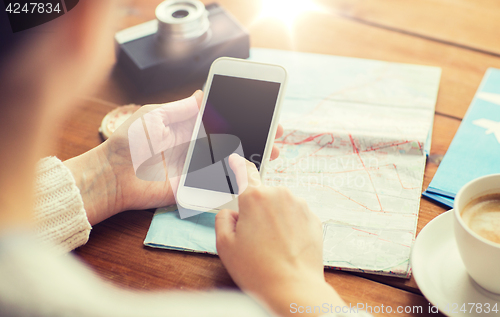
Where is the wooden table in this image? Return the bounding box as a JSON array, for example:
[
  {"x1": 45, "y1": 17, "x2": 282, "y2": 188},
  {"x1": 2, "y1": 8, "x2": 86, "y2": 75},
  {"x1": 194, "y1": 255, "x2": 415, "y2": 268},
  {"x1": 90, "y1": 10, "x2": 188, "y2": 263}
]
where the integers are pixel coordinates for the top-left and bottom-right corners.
[{"x1": 52, "y1": 1, "x2": 500, "y2": 316}]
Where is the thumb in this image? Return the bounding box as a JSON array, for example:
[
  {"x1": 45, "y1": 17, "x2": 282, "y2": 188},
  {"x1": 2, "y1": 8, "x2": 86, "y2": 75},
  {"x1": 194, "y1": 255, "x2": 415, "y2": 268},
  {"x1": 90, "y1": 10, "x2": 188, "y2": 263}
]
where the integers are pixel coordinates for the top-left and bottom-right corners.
[
  {"x1": 192, "y1": 90, "x2": 203, "y2": 109},
  {"x1": 215, "y1": 209, "x2": 238, "y2": 250},
  {"x1": 228, "y1": 153, "x2": 248, "y2": 194},
  {"x1": 146, "y1": 94, "x2": 199, "y2": 126}
]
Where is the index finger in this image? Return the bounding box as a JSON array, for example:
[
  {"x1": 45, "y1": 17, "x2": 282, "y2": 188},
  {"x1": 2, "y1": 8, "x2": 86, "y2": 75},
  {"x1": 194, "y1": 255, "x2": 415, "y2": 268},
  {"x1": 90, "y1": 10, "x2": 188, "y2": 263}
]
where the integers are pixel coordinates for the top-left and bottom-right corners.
[
  {"x1": 276, "y1": 124, "x2": 284, "y2": 139},
  {"x1": 228, "y1": 154, "x2": 261, "y2": 194}
]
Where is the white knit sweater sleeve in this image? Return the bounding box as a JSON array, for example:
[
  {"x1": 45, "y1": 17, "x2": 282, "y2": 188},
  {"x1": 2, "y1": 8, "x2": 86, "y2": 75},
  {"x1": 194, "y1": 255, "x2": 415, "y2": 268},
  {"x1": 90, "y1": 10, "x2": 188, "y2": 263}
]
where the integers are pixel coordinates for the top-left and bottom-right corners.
[{"x1": 33, "y1": 156, "x2": 91, "y2": 252}]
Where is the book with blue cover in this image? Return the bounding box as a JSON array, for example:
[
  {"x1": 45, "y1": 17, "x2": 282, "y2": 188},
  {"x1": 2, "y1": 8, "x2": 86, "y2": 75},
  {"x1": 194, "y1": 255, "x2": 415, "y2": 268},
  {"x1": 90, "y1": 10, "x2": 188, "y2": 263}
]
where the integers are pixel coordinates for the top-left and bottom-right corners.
[{"x1": 423, "y1": 68, "x2": 500, "y2": 208}]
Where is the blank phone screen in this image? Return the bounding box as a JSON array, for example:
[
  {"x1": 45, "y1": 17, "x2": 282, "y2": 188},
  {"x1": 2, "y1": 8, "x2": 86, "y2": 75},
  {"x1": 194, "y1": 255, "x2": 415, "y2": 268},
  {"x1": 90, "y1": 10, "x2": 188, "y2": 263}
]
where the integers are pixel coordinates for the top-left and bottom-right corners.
[{"x1": 184, "y1": 74, "x2": 281, "y2": 194}]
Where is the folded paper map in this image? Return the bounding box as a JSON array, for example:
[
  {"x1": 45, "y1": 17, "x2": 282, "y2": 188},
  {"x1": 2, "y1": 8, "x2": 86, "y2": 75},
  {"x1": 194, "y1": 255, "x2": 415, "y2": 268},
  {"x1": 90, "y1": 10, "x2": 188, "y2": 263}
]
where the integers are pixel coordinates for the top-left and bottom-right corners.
[{"x1": 145, "y1": 48, "x2": 441, "y2": 278}]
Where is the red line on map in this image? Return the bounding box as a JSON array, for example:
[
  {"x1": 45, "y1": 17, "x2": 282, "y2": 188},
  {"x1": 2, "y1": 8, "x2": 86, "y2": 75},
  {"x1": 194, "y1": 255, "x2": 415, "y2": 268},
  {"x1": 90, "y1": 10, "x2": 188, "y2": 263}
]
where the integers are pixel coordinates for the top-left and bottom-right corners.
[
  {"x1": 348, "y1": 134, "x2": 358, "y2": 154},
  {"x1": 272, "y1": 131, "x2": 420, "y2": 212},
  {"x1": 281, "y1": 68, "x2": 390, "y2": 125},
  {"x1": 268, "y1": 178, "x2": 383, "y2": 212},
  {"x1": 377, "y1": 237, "x2": 410, "y2": 248},
  {"x1": 349, "y1": 134, "x2": 383, "y2": 211},
  {"x1": 317, "y1": 168, "x2": 366, "y2": 175},
  {"x1": 353, "y1": 228, "x2": 378, "y2": 235},
  {"x1": 310, "y1": 182, "x2": 385, "y2": 212},
  {"x1": 362, "y1": 140, "x2": 412, "y2": 152},
  {"x1": 274, "y1": 133, "x2": 334, "y2": 173},
  {"x1": 392, "y1": 164, "x2": 419, "y2": 190},
  {"x1": 276, "y1": 133, "x2": 334, "y2": 145},
  {"x1": 281, "y1": 129, "x2": 297, "y2": 143},
  {"x1": 352, "y1": 228, "x2": 411, "y2": 248}
]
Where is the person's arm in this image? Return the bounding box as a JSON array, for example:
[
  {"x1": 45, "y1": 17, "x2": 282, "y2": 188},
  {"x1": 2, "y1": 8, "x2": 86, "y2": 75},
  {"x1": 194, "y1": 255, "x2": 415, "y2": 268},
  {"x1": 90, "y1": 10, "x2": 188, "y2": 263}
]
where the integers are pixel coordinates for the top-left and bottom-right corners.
[
  {"x1": 33, "y1": 157, "x2": 92, "y2": 252},
  {"x1": 0, "y1": 231, "x2": 274, "y2": 317},
  {"x1": 62, "y1": 144, "x2": 119, "y2": 226},
  {"x1": 216, "y1": 155, "x2": 369, "y2": 317},
  {"x1": 32, "y1": 93, "x2": 203, "y2": 250},
  {"x1": 34, "y1": 91, "x2": 284, "y2": 251}
]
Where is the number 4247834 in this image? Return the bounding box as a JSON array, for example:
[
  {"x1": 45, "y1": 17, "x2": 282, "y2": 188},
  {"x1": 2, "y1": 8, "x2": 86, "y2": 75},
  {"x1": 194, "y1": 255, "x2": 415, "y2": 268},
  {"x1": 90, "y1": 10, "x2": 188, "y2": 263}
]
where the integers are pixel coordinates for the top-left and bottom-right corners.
[
  {"x1": 441, "y1": 303, "x2": 498, "y2": 314},
  {"x1": 5, "y1": 2, "x2": 61, "y2": 14}
]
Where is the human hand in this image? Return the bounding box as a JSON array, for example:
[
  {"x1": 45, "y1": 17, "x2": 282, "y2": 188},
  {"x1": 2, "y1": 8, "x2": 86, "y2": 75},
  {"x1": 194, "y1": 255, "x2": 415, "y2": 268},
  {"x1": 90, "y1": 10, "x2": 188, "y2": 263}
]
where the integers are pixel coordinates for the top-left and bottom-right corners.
[
  {"x1": 65, "y1": 91, "x2": 284, "y2": 225},
  {"x1": 215, "y1": 155, "x2": 345, "y2": 316}
]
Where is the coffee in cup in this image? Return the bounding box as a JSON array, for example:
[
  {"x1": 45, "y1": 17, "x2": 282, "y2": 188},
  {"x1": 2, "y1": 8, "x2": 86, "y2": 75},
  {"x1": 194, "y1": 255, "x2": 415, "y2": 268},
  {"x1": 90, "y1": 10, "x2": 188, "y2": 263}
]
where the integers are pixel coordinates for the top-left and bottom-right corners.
[
  {"x1": 460, "y1": 193, "x2": 500, "y2": 245},
  {"x1": 454, "y1": 174, "x2": 500, "y2": 294}
]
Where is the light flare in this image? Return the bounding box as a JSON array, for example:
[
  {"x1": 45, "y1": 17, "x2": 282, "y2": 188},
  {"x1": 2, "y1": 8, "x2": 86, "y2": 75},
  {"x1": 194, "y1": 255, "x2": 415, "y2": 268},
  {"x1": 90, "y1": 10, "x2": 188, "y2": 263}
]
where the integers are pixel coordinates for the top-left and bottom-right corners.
[{"x1": 258, "y1": 0, "x2": 322, "y2": 30}]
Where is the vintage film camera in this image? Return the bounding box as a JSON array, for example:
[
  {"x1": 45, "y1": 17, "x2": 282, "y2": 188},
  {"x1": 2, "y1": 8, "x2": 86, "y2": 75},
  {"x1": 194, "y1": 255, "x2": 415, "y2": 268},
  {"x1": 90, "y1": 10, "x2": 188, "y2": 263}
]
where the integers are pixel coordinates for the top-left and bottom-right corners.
[{"x1": 115, "y1": 0, "x2": 250, "y2": 94}]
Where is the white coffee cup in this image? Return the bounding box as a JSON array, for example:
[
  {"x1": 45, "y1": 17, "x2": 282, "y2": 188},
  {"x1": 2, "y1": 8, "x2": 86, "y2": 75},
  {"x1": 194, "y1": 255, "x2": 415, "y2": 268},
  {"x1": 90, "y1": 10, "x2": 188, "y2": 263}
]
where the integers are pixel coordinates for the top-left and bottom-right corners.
[{"x1": 454, "y1": 173, "x2": 500, "y2": 294}]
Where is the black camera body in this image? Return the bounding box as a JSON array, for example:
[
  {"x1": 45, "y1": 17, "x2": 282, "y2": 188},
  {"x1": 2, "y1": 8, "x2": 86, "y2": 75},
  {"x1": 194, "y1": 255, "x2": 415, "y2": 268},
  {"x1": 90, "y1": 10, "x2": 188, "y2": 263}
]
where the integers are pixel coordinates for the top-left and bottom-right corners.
[{"x1": 115, "y1": 1, "x2": 250, "y2": 94}]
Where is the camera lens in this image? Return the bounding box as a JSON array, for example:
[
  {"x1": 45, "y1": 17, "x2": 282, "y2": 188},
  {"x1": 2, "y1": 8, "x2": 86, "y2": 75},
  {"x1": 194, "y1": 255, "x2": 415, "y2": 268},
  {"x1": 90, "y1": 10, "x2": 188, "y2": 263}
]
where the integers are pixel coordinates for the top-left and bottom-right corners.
[
  {"x1": 172, "y1": 9, "x2": 189, "y2": 19},
  {"x1": 156, "y1": 0, "x2": 210, "y2": 41}
]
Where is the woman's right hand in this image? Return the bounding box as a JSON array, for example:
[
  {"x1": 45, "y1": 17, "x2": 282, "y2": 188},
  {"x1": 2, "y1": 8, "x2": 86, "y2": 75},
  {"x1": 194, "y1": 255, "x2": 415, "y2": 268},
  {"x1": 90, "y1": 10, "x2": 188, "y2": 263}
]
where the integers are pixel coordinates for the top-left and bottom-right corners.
[{"x1": 215, "y1": 154, "x2": 345, "y2": 316}]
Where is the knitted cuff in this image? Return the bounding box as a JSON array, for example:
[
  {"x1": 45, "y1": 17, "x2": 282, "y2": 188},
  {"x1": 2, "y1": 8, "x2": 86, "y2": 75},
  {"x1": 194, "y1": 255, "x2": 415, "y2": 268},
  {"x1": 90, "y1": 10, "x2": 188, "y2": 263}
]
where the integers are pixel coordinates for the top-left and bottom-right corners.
[{"x1": 33, "y1": 157, "x2": 92, "y2": 253}]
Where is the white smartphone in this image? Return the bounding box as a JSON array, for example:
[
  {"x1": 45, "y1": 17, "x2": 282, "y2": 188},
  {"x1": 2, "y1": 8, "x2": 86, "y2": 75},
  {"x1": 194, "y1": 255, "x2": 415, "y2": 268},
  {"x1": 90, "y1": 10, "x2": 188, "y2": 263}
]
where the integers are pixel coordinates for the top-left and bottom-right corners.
[{"x1": 176, "y1": 57, "x2": 287, "y2": 212}]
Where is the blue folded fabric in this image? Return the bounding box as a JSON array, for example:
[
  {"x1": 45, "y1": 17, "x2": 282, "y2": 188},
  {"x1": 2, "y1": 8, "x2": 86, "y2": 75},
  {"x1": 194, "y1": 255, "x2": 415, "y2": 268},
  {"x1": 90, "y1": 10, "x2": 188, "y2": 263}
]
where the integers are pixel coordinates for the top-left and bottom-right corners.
[
  {"x1": 144, "y1": 206, "x2": 217, "y2": 254},
  {"x1": 423, "y1": 68, "x2": 500, "y2": 207}
]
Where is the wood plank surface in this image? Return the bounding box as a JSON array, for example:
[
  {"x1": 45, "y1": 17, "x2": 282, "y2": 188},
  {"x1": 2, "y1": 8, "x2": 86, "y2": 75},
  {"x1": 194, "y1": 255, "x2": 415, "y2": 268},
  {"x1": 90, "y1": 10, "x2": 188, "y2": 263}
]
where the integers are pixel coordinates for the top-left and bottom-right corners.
[
  {"x1": 318, "y1": 0, "x2": 500, "y2": 56},
  {"x1": 48, "y1": 0, "x2": 500, "y2": 316}
]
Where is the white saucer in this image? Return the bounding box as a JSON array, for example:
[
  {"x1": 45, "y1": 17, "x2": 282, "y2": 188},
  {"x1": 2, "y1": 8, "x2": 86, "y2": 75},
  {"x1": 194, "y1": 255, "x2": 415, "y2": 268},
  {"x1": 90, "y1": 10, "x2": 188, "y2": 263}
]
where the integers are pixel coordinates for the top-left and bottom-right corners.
[{"x1": 412, "y1": 210, "x2": 500, "y2": 316}]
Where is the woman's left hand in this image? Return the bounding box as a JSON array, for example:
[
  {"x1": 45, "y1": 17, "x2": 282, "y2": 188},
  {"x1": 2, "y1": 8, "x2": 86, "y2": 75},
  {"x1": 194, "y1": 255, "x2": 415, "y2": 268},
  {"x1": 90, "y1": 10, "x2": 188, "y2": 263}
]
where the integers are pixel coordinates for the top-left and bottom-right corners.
[{"x1": 64, "y1": 91, "x2": 283, "y2": 225}]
